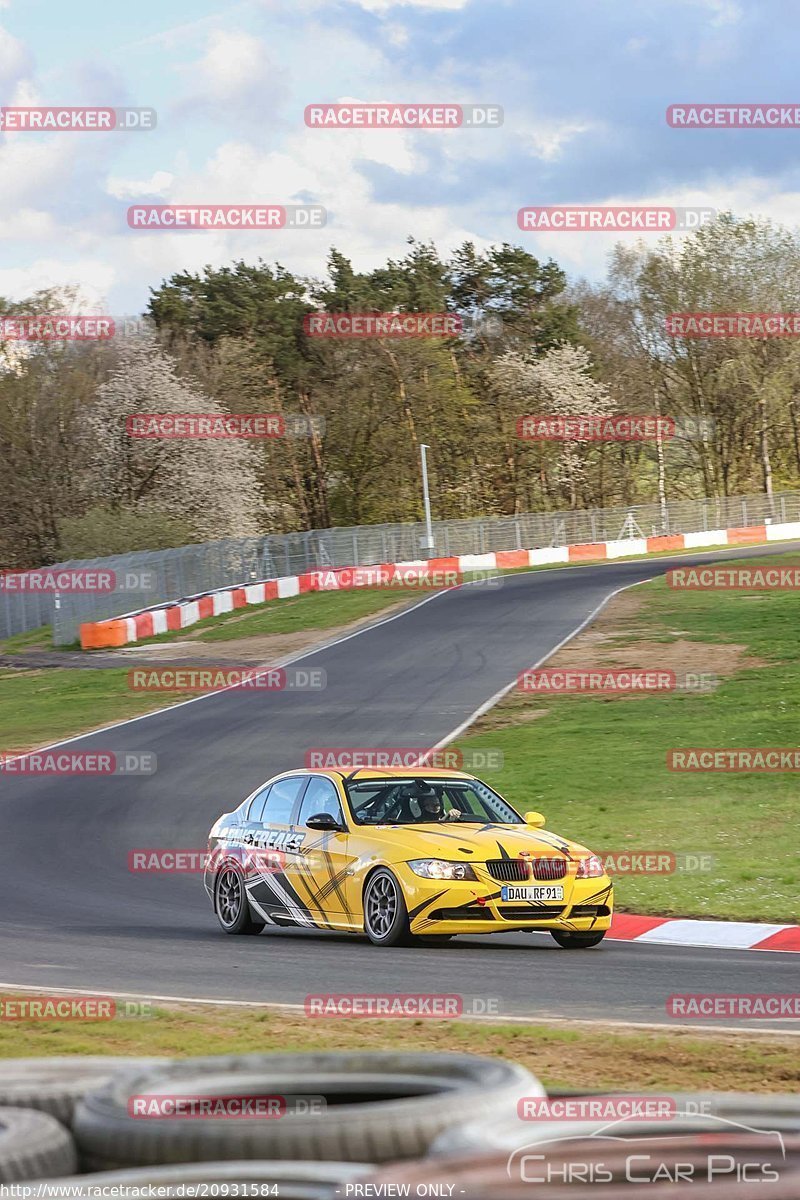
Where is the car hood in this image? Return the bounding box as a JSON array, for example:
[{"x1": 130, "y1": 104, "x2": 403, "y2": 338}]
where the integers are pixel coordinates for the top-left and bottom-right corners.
[{"x1": 369, "y1": 822, "x2": 591, "y2": 860}]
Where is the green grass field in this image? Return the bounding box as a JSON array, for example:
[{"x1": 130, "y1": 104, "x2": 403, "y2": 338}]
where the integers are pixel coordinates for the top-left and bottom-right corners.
[
  {"x1": 455, "y1": 556, "x2": 800, "y2": 923},
  {"x1": 194, "y1": 586, "x2": 413, "y2": 642},
  {"x1": 0, "y1": 998, "x2": 796, "y2": 1092},
  {"x1": 0, "y1": 667, "x2": 196, "y2": 751}
]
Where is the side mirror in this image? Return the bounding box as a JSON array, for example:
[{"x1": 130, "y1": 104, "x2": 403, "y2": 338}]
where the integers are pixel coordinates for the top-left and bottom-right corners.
[
  {"x1": 306, "y1": 812, "x2": 344, "y2": 832},
  {"x1": 524, "y1": 811, "x2": 546, "y2": 829}
]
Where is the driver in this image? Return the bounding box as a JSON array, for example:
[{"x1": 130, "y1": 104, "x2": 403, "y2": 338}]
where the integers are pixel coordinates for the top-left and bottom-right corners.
[{"x1": 417, "y1": 784, "x2": 461, "y2": 822}]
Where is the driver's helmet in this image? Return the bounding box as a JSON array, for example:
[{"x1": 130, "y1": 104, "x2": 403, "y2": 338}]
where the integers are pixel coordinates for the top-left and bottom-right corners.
[{"x1": 416, "y1": 783, "x2": 443, "y2": 818}]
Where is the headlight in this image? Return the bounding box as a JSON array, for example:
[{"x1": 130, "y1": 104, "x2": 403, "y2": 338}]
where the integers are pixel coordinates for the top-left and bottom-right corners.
[
  {"x1": 576, "y1": 854, "x2": 605, "y2": 878},
  {"x1": 408, "y1": 859, "x2": 477, "y2": 881}
]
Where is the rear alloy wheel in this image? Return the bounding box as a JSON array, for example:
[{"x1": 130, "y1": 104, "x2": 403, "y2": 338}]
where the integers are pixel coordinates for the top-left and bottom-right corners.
[
  {"x1": 215, "y1": 864, "x2": 265, "y2": 935},
  {"x1": 551, "y1": 930, "x2": 606, "y2": 949},
  {"x1": 363, "y1": 869, "x2": 412, "y2": 947}
]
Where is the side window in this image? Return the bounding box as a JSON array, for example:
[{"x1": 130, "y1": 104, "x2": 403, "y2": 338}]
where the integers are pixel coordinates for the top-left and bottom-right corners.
[
  {"x1": 298, "y1": 777, "x2": 344, "y2": 827},
  {"x1": 261, "y1": 776, "x2": 306, "y2": 826},
  {"x1": 248, "y1": 785, "x2": 272, "y2": 823}
]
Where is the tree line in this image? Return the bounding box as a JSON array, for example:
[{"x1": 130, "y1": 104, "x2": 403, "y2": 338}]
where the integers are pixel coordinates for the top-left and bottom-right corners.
[{"x1": 1, "y1": 214, "x2": 797, "y2": 568}]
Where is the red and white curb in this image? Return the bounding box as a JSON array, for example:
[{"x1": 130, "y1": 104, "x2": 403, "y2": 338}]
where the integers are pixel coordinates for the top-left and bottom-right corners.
[
  {"x1": 609, "y1": 913, "x2": 800, "y2": 952},
  {"x1": 80, "y1": 519, "x2": 800, "y2": 650}
]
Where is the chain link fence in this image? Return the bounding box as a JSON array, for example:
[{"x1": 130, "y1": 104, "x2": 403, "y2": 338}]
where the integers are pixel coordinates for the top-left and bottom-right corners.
[{"x1": 2, "y1": 490, "x2": 798, "y2": 646}]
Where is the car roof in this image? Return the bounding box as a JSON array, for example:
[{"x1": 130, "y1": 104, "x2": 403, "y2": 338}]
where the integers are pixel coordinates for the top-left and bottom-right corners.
[{"x1": 275, "y1": 766, "x2": 475, "y2": 782}]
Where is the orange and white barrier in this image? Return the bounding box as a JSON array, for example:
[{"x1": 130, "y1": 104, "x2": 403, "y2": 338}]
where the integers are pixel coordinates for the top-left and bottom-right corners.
[{"x1": 79, "y1": 520, "x2": 797, "y2": 650}]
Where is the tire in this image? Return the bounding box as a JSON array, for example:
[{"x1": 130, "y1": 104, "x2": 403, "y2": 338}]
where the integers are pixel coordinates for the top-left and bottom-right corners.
[
  {"x1": 363, "y1": 869, "x2": 412, "y2": 947},
  {"x1": 366, "y1": 1140, "x2": 800, "y2": 1199},
  {"x1": 42, "y1": 1160, "x2": 373, "y2": 1200},
  {"x1": 72, "y1": 1051, "x2": 538, "y2": 1168},
  {"x1": 0, "y1": 1057, "x2": 167, "y2": 1124},
  {"x1": 432, "y1": 1091, "x2": 800, "y2": 1157},
  {"x1": 214, "y1": 862, "x2": 265, "y2": 934},
  {"x1": 0, "y1": 1107, "x2": 77, "y2": 1183},
  {"x1": 550, "y1": 930, "x2": 606, "y2": 949}
]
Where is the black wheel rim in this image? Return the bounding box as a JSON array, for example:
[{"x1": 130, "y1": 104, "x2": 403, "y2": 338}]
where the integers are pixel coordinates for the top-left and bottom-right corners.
[
  {"x1": 365, "y1": 874, "x2": 398, "y2": 939},
  {"x1": 218, "y1": 868, "x2": 243, "y2": 925}
]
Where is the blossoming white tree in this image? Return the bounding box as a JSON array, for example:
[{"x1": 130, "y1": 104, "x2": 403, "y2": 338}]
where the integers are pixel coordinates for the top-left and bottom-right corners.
[
  {"x1": 491, "y1": 344, "x2": 617, "y2": 507},
  {"x1": 84, "y1": 330, "x2": 263, "y2": 540}
]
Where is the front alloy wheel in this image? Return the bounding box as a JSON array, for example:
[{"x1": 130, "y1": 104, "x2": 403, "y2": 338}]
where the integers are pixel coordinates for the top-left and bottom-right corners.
[
  {"x1": 215, "y1": 864, "x2": 265, "y2": 935},
  {"x1": 363, "y1": 869, "x2": 412, "y2": 947}
]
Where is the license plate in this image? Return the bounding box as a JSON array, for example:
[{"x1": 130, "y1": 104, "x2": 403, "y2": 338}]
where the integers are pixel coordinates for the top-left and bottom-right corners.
[{"x1": 501, "y1": 885, "x2": 564, "y2": 902}]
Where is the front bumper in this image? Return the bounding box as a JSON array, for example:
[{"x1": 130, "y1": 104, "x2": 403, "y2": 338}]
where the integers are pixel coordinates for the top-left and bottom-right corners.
[{"x1": 396, "y1": 865, "x2": 614, "y2": 935}]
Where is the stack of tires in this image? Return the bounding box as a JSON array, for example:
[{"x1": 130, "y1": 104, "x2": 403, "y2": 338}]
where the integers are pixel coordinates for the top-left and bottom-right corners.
[
  {"x1": 2, "y1": 1054, "x2": 798, "y2": 1196},
  {"x1": 0, "y1": 1051, "x2": 539, "y2": 1197}
]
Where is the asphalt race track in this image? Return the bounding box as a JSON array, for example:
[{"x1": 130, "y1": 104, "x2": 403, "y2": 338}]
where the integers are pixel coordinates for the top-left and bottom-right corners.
[{"x1": 1, "y1": 543, "x2": 798, "y2": 1030}]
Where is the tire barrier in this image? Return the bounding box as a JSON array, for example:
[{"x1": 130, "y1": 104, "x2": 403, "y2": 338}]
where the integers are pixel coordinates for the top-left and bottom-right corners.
[
  {"x1": 0, "y1": 1107, "x2": 78, "y2": 1183},
  {"x1": 365, "y1": 1134, "x2": 800, "y2": 1197},
  {"x1": 3, "y1": 1052, "x2": 797, "y2": 1196},
  {"x1": 0, "y1": 1057, "x2": 168, "y2": 1123},
  {"x1": 431, "y1": 1091, "x2": 800, "y2": 1156},
  {"x1": 71, "y1": 1051, "x2": 538, "y2": 1168}
]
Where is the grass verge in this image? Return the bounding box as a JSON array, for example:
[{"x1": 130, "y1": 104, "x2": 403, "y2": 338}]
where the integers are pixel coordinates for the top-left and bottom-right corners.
[
  {"x1": 0, "y1": 998, "x2": 796, "y2": 1093},
  {"x1": 454, "y1": 553, "x2": 800, "y2": 923},
  {"x1": 0, "y1": 667, "x2": 198, "y2": 752}
]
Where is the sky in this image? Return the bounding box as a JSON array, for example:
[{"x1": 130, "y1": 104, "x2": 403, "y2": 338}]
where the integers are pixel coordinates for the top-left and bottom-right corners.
[{"x1": 1, "y1": 0, "x2": 798, "y2": 314}]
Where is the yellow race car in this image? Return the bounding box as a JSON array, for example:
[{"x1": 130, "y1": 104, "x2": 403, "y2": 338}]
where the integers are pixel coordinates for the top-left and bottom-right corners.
[{"x1": 203, "y1": 767, "x2": 613, "y2": 948}]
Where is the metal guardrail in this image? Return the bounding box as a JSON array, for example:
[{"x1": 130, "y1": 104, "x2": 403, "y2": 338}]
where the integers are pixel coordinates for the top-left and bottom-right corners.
[{"x1": 2, "y1": 490, "x2": 798, "y2": 645}]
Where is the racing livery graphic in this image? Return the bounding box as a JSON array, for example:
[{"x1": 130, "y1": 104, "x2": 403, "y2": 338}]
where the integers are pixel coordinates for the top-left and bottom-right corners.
[{"x1": 203, "y1": 768, "x2": 613, "y2": 947}]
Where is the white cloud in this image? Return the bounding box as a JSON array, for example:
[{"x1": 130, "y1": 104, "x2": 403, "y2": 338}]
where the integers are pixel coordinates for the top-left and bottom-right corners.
[
  {"x1": 0, "y1": 23, "x2": 29, "y2": 83},
  {"x1": 0, "y1": 208, "x2": 58, "y2": 241},
  {"x1": 192, "y1": 30, "x2": 265, "y2": 102},
  {"x1": 0, "y1": 258, "x2": 115, "y2": 306},
  {"x1": 625, "y1": 36, "x2": 649, "y2": 54},
  {"x1": 0, "y1": 137, "x2": 77, "y2": 208},
  {"x1": 518, "y1": 179, "x2": 800, "y2": 282},
  {"x1": 174, "y1": 28, "x2": 289, "y2": 124},
  {"x1": 525, "y1": 117, "x2": 597, "y2": 163},
  {"x1": 357, "y1": 0, "x2": 469, "y2": 8},
  {"x1": 698, "y1": 0, "x2": 743, "y2": 26},
  {"x1": 106, "y1": 171, "x2": 174, "y2": 200}
]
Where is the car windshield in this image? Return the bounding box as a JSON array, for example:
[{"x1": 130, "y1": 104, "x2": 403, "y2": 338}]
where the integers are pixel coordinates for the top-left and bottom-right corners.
[{"x1": 344, "y1": 777, "x2": 524, "y2": 826}]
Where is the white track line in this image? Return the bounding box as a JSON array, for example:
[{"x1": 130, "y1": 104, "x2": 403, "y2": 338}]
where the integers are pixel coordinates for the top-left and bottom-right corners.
[
  {"x1": 433, "y1": 578, "x2": 649, "y2": 750},
  {"x1": 7, "y1": 540, "x2": 793, "y2": 763},
  {"x1": 4, "y1": 545, "x2": 793, "y2": 1008},
  {"x1": 1, "y1": 589, "x2": 452, "y2": 763},
  {"x1": 0, "y1": 980, "x2": 796, "y2": 1035}
]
